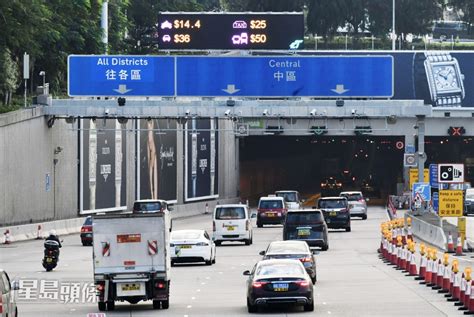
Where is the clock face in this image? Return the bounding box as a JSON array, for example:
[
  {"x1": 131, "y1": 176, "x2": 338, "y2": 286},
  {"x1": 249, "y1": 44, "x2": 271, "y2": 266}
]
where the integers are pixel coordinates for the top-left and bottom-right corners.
[{"x1": 433, "y1": 65, "x2": 459, "y2": 91}]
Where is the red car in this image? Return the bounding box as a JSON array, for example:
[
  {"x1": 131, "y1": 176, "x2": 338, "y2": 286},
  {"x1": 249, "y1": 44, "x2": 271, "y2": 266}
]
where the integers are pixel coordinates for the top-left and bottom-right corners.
[{"x1": 80, "y1": 216, "x2": 93, "y2": 246}]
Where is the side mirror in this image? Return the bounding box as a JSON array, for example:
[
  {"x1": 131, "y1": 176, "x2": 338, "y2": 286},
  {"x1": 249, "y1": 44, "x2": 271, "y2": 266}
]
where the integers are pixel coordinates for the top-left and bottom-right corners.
[
  {"x1": 168, "y1": 206, "x2": 174, "y2": 211},
  {"x1": 11, "y1": 280, "x2": 19, "y2": 291},
  {"x1": 251, "y1": 212, "x2": 257, "y2": 218},
  {"x1": 243, "y1": 270, "x2": 251, "y2": 276},
  {"x1": 259, "y1": 250, "x2": 265, "y2": 256},
  {"x1": 312, "y1": 250, "x2": 320, "y2": 255}
]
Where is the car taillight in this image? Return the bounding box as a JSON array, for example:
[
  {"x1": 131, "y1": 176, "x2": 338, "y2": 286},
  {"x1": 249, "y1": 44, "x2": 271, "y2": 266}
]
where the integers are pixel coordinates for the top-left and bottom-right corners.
[
  {"x1": 337, "y1": 183, "x2": 342, "y2": 187},
  {"x1": 213, "y1": 221, "x2": 216, "y2": 232},
  {"x1": 155, "y1": 281, "x2": 166, "y2": 289},
  {"x1": 81, "y1": 227, "x2": 85, "y2": 232},
  {"x1": 196, "y1": 242, "x2": 209, "y2": 246},
  {"x1": 321, "y1": 183, "x2": 326, "y2": 187},
  {"x1": 0, "y1": 294, "x2": 3, "y2": 313},
  {"x1": 81, "y1": 226, "x2": 91, "y2": 232},
  {"x1": 296, "y1": 280, "x2": 310, "y2": 287},
  {"x1": 300, "y1": 257, "x2": 312, "y2": 263},
  {"x1": 359, "y1": 199, "x2": 365, "y2": 203},
  {"x1": 96, "y1": 282, "x2": 105, "y2": 294},
  {"x1": 252, "y1": 281, "x2": 267, "y2": 288}
]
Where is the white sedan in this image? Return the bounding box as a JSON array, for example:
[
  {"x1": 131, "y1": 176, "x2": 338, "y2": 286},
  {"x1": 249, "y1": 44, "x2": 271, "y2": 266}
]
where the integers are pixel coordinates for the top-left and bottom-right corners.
[{"x1": 170, "y1": 230, "x2": 216, "y2": 266}]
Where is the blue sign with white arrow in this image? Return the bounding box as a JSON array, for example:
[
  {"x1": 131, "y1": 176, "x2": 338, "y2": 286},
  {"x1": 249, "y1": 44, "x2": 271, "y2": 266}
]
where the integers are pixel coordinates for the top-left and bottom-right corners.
[
  {"x1": 412, "y1": 182, "x2": 431, "y2": 201},
  {"x1": 68, "y1": 55, "x2": 175, "y2": 96},
  {"x1": 176, "y1": 56, "x2": 393, "y2": 97},
  {"x1": 432, "y1": 191, "x2": 439, "y2": 213}
]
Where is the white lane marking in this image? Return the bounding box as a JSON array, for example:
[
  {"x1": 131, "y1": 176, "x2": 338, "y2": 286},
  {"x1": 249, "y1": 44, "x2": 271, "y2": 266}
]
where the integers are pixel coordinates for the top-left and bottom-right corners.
[
  {"x1": 219, "y1": 271, "x2": 223, "y2": 274},
  {"x1": 328, "y1": 311, "x2": 332, "y2": 314},
  {"x1": 196, "y1": 289, "x2": 201, "y2": 292},
  {"x1": 191, "y1": 296, "x2": 196, "y2": 300},
  {"x1": 201, "y1": 282, "x2": 206, "y2": 285},
  {"x1": 70, "y1": 308, "x2": 76, "y2": 312},
  {"x1": 187, "y1": 305, "x2": 192, "y2": 308},
  {"x1": 323, "y1": 302, "x2": 327, "y2": 305}
]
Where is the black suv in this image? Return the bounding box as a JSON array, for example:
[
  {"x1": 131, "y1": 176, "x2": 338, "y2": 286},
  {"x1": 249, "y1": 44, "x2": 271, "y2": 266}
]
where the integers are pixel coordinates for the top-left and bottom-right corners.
[
  {"x1": 317, "y1": 197, "x2": 351, "y2": 232},
  {"x1": 282, "y1": 209, "x2": 329, "y2": 251}
]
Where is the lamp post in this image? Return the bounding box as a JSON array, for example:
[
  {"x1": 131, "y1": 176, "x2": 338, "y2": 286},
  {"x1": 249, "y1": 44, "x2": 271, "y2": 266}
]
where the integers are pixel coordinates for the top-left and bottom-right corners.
[
  {"x1": 39, "y1": 71, "x2": 46, "y2": 88},
  {"x1": 392, "y1": 0, "x2": 396, "y2": 51}
]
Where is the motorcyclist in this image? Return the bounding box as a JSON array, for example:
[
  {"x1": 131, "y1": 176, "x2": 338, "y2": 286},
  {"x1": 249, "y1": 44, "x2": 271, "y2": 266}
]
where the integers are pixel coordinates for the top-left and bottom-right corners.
[{"x1": 45, "y1": 230, "x2": 62, "y2": 248}]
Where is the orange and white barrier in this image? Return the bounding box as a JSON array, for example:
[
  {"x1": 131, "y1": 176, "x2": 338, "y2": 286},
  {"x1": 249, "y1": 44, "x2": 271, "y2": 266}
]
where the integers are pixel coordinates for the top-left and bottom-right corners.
[{"x1": 447, "y1": 232, "x2": 455, "y2": 253}]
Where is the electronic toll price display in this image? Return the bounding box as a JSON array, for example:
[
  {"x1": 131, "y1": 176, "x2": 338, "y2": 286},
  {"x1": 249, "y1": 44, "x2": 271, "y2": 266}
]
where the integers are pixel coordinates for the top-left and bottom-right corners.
[{"x1": 156, "y1": 12, "x2": 304, "y2": 50}]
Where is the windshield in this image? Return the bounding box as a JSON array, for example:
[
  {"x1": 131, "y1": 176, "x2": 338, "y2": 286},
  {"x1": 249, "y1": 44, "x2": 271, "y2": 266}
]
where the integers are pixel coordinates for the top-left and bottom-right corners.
[
  {"x1": 286, "y1": 212, "x2": 323, "y2": 224},
  {"x1": 215, "y1": 207, "x2": 246, "y2": 219},
  {"x1": 133, "y1": 202, "x2": 162, "y2": 212},
  {"x1": 256, "y1": 263, "x2": 304, "y2": 276},
  {"x1": 340, "y1": 193, "x2": 362, "y2": 201},
  {"x1": 267, "y1": 243, "x2": 308, "y2": 254},
  {"x1": 466, "y1": 194, "x2": 474, "y2": 200},
  {"x1": 171, "y1": 232, "x2": 201, "y2": 240},
  {"x1": 318, "y1": 199, "x2": 346, "y2": 209},
  {"x1": 259, "y1": 200, "x2": 283, "y2": 209},
  {"x1": 276, "y1": 192, "x2": 297, "y2": 202}
]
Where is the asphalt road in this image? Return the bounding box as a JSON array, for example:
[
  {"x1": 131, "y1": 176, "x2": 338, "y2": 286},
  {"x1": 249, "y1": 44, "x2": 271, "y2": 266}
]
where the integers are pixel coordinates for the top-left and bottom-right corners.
[{"x1": 0, "y1": 206, "x2": 466, "y2": 316}]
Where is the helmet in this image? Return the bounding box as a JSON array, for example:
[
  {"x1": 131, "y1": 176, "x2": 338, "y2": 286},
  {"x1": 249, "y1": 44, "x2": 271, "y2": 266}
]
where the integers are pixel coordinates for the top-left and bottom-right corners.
[{"x1": 49, "y1": 230, "x2": 57, "y2": 236}]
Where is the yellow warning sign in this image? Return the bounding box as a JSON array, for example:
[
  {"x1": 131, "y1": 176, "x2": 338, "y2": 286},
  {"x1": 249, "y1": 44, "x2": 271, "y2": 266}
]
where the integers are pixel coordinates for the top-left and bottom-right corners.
[
  {"x1": 458, "y1": 217, "x2": 466, "y2": 243},
  {"x1": 409, "y1": 168, "x2": 429, "y2": 190},
  {"x1": 439, "y1": 190, "x2": 463, "y2": 217}
]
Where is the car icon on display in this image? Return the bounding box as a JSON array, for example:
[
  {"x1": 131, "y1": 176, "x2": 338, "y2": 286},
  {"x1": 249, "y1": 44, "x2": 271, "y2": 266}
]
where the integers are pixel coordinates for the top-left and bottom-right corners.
[
  {"x1": 232, "y1": 20, "x2": 247, "y2": 29},
  {"x1": 161, "y1": 20, "x2": 172, "y2": 29},
  {"x1": 162, "y1": 34, "x2": 171, "y2": 42},
  {"x1": 232, "y1": 33, "x2": 248, "y2": 45}
]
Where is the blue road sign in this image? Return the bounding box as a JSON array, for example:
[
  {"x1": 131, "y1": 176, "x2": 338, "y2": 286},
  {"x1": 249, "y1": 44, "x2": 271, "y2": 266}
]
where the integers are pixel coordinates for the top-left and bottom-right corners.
[
  {"x1": 176, "y1": 56, "x2": 393, "y2": 97},
  {"x1": 405, "y1": 145, "x2": 416, "y2": 154},
  {"x1": 412, "y1": 182, "x2": 431, "y2": 201},
  {"x1": 432, "y1": 191, "x2": 439, "y2": 213},
  {"x1": 68, "y1": 55, "x2": 175, "y2": 96},
  {"x1": 429, "y1": 164, "x2": 439, "y2": 188}
]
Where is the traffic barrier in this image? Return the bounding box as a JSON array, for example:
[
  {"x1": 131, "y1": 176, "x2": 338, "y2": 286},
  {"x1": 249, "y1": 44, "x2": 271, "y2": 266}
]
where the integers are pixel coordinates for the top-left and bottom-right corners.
[
  {"x1": 404, "y1": 241, "x2": 412, "y2": 272},
  {"x1": 448, "y1": 261, "x2": 461, "y2": 302},
  {"x1": 416, "y1": 244, "x2": 427, "y2": 281},
  {"x1": 396, "y1": 236, "x2": 404, "y2": 270},
  {"x1": 439, "y1": 254, "x2": 450, "y2": 294},
  {"x1": 459, "y1": 269, "x2": 472, "y2": 308},
  {"x1": 36, "y1": 224, "x2": 42, "y2": 240},
  {"x1": 433, "y1": 259, "x2": 443, "y2": 290},
  {"x1": 458, "y1": 273, "x2": 467, "y2": 307},
  {"x1": 3, "y1": 229, "x2": 11, "y2": 244},
  {"x1": 457, "y1": 237, "x2": 465, "y2": 256},
  {"x1": 408, "y1": 250, "x2": 418, "y2": 277},
  {"x1": 448, "y1": 232, "x2": 455, "y2": 253},
  {"x1": 406, "y1": 217, "x2": 413, "y2": 241},
  {"x1": 398, "y1": 244, "x2": 407, "y2": 271},
  {"x1": 465, "y1": 282, "x2": 474, "y2": 315},
  {"x1": 424, "y1": 248, "x2": 433, "y2": 286},
  {"x1": 461, "y1": 280, "x2": 472, "y2": 311}
]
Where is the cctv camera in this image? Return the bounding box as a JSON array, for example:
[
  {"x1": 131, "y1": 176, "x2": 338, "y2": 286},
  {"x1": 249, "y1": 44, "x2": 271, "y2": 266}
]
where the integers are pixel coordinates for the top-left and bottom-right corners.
[
  {"x1": 104, "y1": 108, "x2": 110, "y2": 115},
  {"x1": 224, "y1": 110, "x2": 231, "y2": 116},
  {"x1": 185, "y1": 109, "x2": 191, "y2": 116},
  {"x1": 309, "y1": 109, "x2": 317, "y2": 116},
  {"x1": 39, "y1": 71, "x2": 45, "y2": 76},
  {"x1": 351, "y1": 109, "x2": 356, "y2": 115},
  {"x1": 262, "y1": 109, "x2": 269, "y2": 116}
]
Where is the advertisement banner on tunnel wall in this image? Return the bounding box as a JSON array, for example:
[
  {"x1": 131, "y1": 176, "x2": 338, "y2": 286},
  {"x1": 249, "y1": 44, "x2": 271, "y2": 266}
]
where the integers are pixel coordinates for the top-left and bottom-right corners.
[
  {"x1": 80, "y1": 119, "x2": 127, "y2": 214},
  {"x1": 137, "y1": 119, "x2": 177, "y2": 203},
  {"x1": 311, "y1": 51, "x2": 474, "y2": 108},
  {"x1": 184, "y1": 118, "x2": 219, "y2": 202}
]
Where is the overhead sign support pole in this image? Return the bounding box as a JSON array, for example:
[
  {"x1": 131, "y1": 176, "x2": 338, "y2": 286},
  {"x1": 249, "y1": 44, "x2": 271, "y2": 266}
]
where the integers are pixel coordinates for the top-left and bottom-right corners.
[{"x1": 416, "y1": 115, "x2": 427, "y2": 214}]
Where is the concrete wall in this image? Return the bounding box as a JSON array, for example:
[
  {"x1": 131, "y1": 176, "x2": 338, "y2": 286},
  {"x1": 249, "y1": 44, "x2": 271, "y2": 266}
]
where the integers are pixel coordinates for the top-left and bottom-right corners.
[{"x1": 0, "y1": 110, "x2": 240, "y2": 226}]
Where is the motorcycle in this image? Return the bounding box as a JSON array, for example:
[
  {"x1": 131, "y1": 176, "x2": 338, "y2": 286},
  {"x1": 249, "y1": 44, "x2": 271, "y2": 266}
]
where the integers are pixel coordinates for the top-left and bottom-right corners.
[{"x1": 42, "y1": 240, "x2": 60, "y2": 271}]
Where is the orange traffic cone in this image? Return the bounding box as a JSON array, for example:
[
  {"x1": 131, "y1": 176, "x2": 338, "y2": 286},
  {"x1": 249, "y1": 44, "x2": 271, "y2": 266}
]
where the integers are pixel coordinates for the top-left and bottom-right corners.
[
  {"x1": 429, "y1": 252, "x2": 438, "y2": 287},
  {"x1": 448, "y1": 262, "x2": 461, "y2": 302},
  {"x1": 448, "y1": 232, "x2": 455, "y2": 253},
  {"x1": 417, "y1": 246, "x2": 427, "y2": 282},
  {"x1": 408, "y1": 251, "x2": 418, "y2": 276},
  {"x1": 424, "y1": 250, "x2": 433, "y2": 285},
  {"x1": 440, "y1": 260, "x2": 452, "y2": 294},
  {"x1": 460, "y1": 268, "x2": 472, "y2": 310},
  {"x1": 433, "y1": 259, "x2": 442, "y2": 290},
  {"x1": 3, "y1": 229, "x2": 11, "y2": 244},
  {"x1": 458, "y1": 273, "x2": 468, "y2": 307},
  {"x1": 466, "y1": 282, "x2": 474, "y2": 314},
  {"x1": 456, "y1": 237, "x2": 464, "y2": 256}
]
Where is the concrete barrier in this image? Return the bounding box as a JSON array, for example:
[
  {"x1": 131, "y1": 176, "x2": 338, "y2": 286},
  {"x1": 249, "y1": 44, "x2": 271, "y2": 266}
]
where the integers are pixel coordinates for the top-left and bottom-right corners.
[
  {"x1": 0, "y1": 198, "x2": 241, "y2": 243},
  {"x1": 406, "y1": 213, "x2": 447, "y2": 251}
]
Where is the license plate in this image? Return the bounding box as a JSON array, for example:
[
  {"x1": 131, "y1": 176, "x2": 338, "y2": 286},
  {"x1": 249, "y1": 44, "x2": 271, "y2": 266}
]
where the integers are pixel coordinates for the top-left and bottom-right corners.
[
  {"x1": 46, "y1": 257, "x2": 53, "y2": 263},
  {"x1": 267, "y1": 213, "x2": 275, "y2": 217},
  {"x1": 180, "y1": 245, "x2": 192, "y2": 249},
  {"x1": 121, "y1": 283, "x2": 140, "y2": 292},
  {"x1": 297, "y1": 229, "x2": 310, "y2": 236},
  {"x1": 227, "y1": 226, "x2": 235, "y2": 231},
  {"x1": 273, "y1": 283, "x2": 289, "y2": 292},
  {"x1": 330, "y1": 211, "x2": 337, "y2": 216}
]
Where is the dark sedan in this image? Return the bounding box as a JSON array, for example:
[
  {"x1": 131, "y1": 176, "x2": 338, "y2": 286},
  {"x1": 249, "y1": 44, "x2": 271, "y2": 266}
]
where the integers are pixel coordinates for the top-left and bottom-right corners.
[
  {"x1": 317, "y1": 197, "x2": 351, "y2": 232},
  {"x1": 244, "y1": 259, "x2": 314, "y2": 313},
  {"x1": 282, "y1": 209, "x2": 329, "y2": 251},
  {"x1": 80, "y1": 216, "x2": 93, "y2": 246},
  {"x1": 320, "y1": 177, "x2": 343, "y2": 196},
  {"x1": 260, "y1": 240, "x2": 318, "y2": 284}
]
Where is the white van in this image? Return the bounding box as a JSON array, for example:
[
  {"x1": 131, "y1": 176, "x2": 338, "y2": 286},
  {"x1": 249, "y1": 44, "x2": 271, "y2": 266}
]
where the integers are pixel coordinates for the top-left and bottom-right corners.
[
  {"x1": 213, "y1": 204, "x2": 253, "y2": 246},
  {"x1": 275, "y1": 190, "x2": 302, "y2": 209}
]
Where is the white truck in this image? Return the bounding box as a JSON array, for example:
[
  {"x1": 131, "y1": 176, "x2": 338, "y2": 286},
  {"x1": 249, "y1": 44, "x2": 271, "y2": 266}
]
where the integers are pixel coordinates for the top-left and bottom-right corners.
[{"x1": 92, "y1": 213, "x2": 170, "y2": 311}]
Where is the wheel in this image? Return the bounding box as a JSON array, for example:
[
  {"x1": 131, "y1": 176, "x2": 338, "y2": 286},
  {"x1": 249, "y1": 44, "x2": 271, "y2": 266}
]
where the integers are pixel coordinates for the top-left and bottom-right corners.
[
  {"x1": 311, "y1": 276, "x2": 317, "y2": 284},
  {"x1": 106, "y1": 300, "x2": 115, "y2": 311},
  {"x1": 215, "y1": 241, "x2": 221, "y2": 246},
  {"x1": 247, "y1": 298, "x2": 258, "y2": 313},
  {"x1": 257, "y1": 222, "x2": 263, "y2": 228},
  {"x1": 244, "y1": 239, "x2": 251, "y2": 246},
  {"x1": 98, "y1": 302, "x2": 106, "y2": 311},
  {"x1": 15, "y1": 307, "x2": 18, "y2": 317},
  {"x1": 304, "y1": 300, "x2": 314, "y2": 312},
  {"x1": 81, "y1": 241, "x2": 87, "y2": 246},
  {"x1": 346, "y1": 226, "x2": 351, "y2": 232},
  {"x1": 362, "y1": 214, "x2": 367, "y2": 220},
  {"x1": 205, "y1": 258, "x2": 212, "y2": 265},
  {"x1": 321, "y1": 244, "x2": 329, "y2": 251},
  {"x1": 153, "y1": 299, "x2": 160, "y2": 309},
  {"x1": 212, "y1": 254, "x2": 216, "y2": 264},
  {"x1": 250, "y1": 235, "x2": 253, "y2": 245},
  {"x1": 162, "y1": 299, "x2": 169, "y2": 309}
]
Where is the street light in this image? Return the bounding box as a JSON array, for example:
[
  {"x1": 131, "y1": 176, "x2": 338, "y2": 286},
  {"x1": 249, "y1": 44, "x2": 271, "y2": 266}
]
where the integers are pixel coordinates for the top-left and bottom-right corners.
[{"x1": 39, "y1": 71, "x2": 46, "y2": 87}]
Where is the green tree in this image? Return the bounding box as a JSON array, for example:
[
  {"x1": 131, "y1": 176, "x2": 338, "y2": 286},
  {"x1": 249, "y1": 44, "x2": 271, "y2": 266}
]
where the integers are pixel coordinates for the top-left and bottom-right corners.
[
  {"x1": 452, "y1": 0, "x2": 474, "y2": 30},
  {"x1": 306, "y1": 0, "x2": 346, "y2": 37},
  {"x1": 220, "y1": 0, "x2": 303, "y2": 11},
  {"x1": 0, "y1": 49, "x2": 19, "y2": 105}
]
